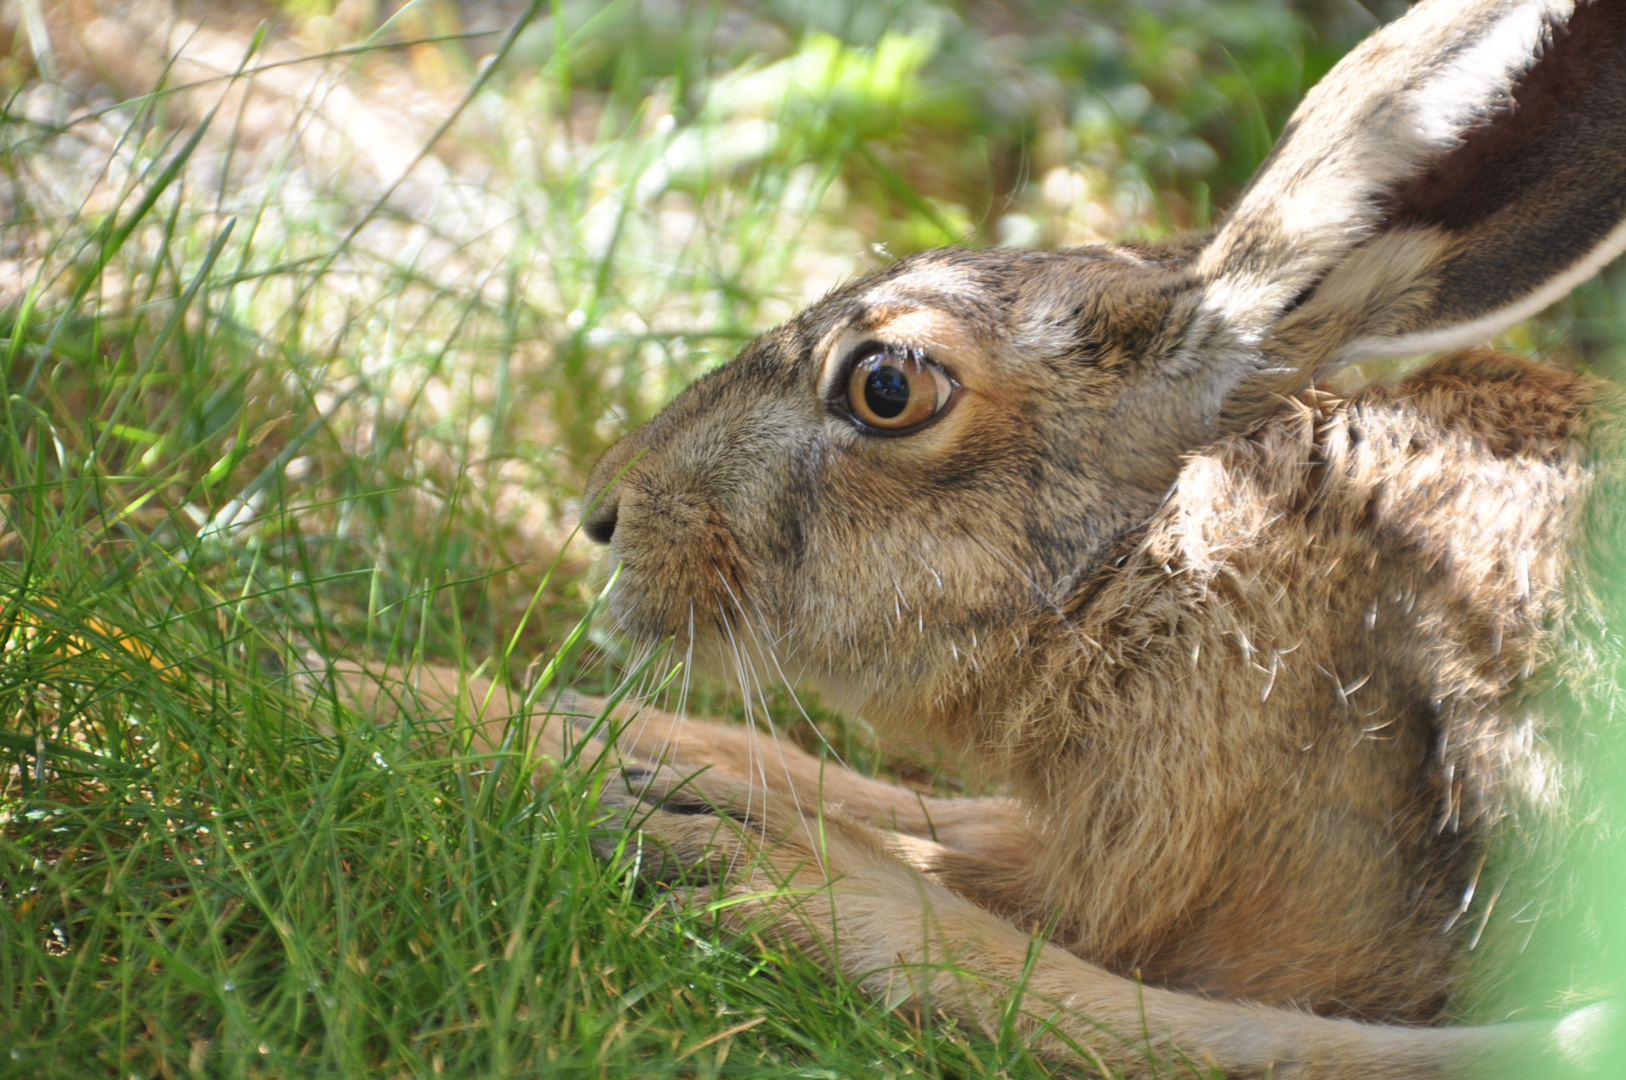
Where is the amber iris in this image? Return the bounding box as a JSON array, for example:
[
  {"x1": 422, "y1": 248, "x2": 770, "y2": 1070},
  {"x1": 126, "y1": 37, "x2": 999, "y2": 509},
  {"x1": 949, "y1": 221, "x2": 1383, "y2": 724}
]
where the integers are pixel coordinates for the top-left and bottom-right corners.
[{"x1": 844, "y1": 346, "x2": 954, "y2": 432}]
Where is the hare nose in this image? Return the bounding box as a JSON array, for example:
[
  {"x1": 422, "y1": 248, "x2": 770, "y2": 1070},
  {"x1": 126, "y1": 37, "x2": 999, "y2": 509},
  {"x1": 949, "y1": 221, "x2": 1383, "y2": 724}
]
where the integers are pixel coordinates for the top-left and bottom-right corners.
[{"x1": 581, "y1": 490, "x2": 620, "y2": 545}]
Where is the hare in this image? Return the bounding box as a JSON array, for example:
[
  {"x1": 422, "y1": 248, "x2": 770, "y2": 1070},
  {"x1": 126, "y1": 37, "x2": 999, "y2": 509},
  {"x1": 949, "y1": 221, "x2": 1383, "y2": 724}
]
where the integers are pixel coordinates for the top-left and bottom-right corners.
[{"x1": 564, "y1": 0, "x2": 1626, "y2": 1076}]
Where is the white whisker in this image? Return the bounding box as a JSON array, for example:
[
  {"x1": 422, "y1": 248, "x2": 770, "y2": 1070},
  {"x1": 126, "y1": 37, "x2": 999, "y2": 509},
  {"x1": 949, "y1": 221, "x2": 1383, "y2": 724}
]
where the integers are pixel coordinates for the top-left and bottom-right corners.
[{"x1": 713, "y1": 567, "x2": 828, "y2": 870}]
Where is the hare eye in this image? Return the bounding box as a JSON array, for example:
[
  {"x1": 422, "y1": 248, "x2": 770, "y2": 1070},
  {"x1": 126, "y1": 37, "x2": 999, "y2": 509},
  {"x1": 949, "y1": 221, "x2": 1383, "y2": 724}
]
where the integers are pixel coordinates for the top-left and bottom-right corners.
[{"x1": 841, "y1": 345, "x2": 955, "y2": 433}]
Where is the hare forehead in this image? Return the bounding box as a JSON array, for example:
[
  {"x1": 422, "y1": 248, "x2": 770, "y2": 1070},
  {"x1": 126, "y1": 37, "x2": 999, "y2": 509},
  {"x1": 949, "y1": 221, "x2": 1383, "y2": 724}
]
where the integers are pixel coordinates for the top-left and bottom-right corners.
[
  {"x1": 862, "y1": 259, "x2": 987, "y2": 307},
  {"x1": 853, "y1": 247, "x2": 1141, "y2": 316},
  {"x1": 829, "y1": 268, "x2": 1067, "y2": 367},
  {"x1": 843, "y1": 247, "x2": 1191, "y2": 363}
]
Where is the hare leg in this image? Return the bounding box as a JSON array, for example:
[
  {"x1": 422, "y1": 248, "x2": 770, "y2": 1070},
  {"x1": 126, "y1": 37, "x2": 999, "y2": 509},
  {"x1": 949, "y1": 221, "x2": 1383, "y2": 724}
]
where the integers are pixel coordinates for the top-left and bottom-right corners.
[
  {"x1": 602, "y1": 764, "x2": 1568, "y2": 1080},
  {"x1": 332, "y1": 667, "x2": 1045, "y2": 905},
  {"x1": 322, "y1": 664, "x2": 1022, "y2": 855},
  {"x1": 580, "y1": 695, "x2": 1037, "y2": 857}
]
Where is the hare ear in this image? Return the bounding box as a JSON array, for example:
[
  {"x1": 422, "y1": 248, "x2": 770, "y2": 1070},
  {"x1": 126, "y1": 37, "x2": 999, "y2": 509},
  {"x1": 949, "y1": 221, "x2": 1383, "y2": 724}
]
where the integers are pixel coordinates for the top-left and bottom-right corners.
[{"x1": 1198, "y1": 0, "x2": 1626, "y2": 417}]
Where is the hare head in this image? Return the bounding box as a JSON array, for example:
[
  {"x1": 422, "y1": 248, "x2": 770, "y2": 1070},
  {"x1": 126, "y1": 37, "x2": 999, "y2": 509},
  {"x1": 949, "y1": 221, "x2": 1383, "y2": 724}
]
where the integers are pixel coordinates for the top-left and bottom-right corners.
[{"x1": 582, "y1": 0, "x2": 1626, "y2": 728}]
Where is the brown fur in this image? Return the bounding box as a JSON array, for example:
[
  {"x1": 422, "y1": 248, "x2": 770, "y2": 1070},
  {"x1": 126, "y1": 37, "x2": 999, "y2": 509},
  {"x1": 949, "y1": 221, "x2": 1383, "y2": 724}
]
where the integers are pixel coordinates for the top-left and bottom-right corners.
[{"x1": 358, "y1": 1, "x2": 1626, "y2": 1077}]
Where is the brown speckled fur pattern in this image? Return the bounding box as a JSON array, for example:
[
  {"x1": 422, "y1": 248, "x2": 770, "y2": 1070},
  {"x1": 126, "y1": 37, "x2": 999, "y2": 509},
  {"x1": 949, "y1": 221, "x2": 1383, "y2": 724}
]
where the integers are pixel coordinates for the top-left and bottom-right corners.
[
  {"x1": 560, "y1": 344, "x2": 1623, "y2": 1077},
  {"x1": 394, "y1": 1, "x2": 1626, "y2": 1077}
]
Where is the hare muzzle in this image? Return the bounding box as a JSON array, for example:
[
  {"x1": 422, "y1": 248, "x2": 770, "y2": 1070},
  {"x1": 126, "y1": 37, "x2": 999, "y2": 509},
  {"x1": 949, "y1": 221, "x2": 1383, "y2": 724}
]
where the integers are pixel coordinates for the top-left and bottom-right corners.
[{"x1": 580, "y1": 332, "x2": 819, "y2": 661}]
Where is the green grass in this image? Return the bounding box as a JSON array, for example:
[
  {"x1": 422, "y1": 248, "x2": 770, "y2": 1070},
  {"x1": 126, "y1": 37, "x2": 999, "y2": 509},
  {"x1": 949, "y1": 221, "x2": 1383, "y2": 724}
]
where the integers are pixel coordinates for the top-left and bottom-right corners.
[{"x1": 1, "y1": 1, "x2": 1623, "y2": 1077}]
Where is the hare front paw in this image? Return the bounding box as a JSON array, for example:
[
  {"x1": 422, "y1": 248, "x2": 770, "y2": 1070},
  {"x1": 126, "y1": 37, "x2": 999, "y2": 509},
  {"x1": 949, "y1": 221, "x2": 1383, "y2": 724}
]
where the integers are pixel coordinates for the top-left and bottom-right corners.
[
  {"x1": 592, "y1": 761, "x2": 1043, "y2": 1043},
  {"x1": 593, "y1": 763, "x2": 835, "y2": 901}
]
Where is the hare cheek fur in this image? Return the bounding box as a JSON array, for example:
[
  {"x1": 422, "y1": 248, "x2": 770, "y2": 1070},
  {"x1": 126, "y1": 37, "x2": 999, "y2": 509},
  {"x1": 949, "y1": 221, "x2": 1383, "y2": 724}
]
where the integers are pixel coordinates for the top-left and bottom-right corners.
[{"x1": 576, "y1": 0, "x2": 1626, "y2": 1075}]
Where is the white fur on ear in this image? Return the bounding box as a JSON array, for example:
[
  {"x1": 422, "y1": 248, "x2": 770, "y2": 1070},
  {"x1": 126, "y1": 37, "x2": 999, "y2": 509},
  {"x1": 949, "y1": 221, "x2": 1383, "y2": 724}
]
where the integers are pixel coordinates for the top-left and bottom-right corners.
[
  {"x1": 1198, "y1": 0, "x2": 1576, "y2": 357},
  {"x1": 1552, "y1": 1000, "x2": 1617, "y2": 1073},
  {"x1": 1190, "y1": 0, "x2": 1619, "y2": 396},
  {"x1": 1342, "y1": 215, "x2": 1626, "y2": 363},
  {"x1": 1406, "y1": 0, "x2": 1565, "y2": 146}
]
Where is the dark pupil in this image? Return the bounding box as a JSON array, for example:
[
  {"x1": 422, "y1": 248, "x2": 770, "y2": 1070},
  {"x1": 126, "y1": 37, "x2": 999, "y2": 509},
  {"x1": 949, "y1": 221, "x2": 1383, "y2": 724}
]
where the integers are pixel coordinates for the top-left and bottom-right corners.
[{"x1": 863, "y1": 364, "x2": 910, "y2": 419}]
